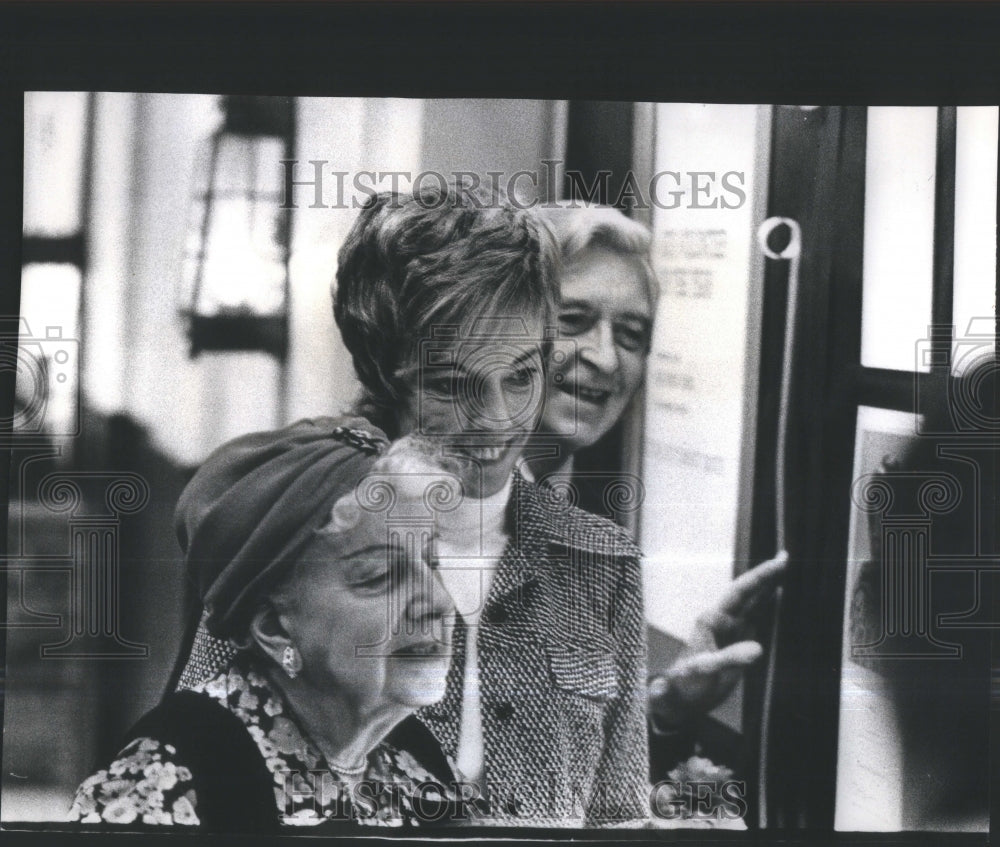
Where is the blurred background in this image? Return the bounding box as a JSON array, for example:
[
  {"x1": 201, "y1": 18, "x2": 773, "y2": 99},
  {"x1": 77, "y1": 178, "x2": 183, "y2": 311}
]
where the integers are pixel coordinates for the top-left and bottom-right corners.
[{"x1": 4, "y1": 94, "x2": 996, "y2": 830}]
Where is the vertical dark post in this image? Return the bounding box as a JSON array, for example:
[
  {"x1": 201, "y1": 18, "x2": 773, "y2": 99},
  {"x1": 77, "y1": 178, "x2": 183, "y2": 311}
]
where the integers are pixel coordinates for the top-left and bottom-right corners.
[
  {"x1": 563, "y1": 101, "x2": 635, "y2": 208},
  {"x1": 931, "y1": 107, "x2": 957, "y2": 369},
  {"x1": 0, "y1": 89, "x2": 24, "y2": 784},
  {"x1": 560, "y1": 101, "x2": 638, "y2": 522},
  {"x1": 748, "y1": 106, "x2": 869, "y2": 829}
]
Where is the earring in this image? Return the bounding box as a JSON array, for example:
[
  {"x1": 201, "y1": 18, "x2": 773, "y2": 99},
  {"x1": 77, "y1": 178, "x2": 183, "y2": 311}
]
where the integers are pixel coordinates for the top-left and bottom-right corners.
[{"x1": 281, "y1": 645, "x2": 301, "y2": 679}]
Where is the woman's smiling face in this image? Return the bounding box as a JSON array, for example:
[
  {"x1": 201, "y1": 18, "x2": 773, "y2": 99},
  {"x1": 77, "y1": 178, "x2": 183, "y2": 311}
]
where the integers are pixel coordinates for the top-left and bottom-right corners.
[
  {"x1": 394, "y1": 313, "x2": 548, "y2": 499},
  {"x1": 541, "y1": 246, "x2": 653, "y2": 454}
]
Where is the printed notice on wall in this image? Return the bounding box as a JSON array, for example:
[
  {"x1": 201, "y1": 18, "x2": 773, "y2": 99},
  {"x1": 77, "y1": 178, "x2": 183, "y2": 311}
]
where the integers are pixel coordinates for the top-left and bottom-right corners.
[
  {"x1": 640, "y1": 104, "x2": 766, "y2": 639},
  {"x1": 833, "y1": 407, "x2": 916, "y2": 832}
]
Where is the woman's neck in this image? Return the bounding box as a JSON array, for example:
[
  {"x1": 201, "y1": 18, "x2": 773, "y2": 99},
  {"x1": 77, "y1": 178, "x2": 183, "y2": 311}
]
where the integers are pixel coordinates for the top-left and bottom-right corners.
[
  {"x1": 265, "y1": 667, "x2": 409, "y2": 774},
  {"x1": 435, "y1": 473, "x2": 512, "y2": 619},
  {"x1": 437, "y1": 473, "x2": 512, "y2": 547},
  {"x1": 523, "y1": 446, "x2": 575, "y2": 485}
]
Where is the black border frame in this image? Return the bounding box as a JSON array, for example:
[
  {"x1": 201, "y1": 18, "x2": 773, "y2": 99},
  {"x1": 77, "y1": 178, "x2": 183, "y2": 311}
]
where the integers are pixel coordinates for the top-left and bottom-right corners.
[{"x1": 2, "y1": 3, "x2": 998, "y2": 846}]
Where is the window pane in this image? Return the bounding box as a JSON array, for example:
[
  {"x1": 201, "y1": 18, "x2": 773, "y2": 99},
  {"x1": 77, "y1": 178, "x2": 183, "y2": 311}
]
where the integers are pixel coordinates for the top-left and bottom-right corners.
[
  {"x1": 952, "y1": 107, "x2": 998, "y2": 376},
  {"x1": 860, "y1": 108, "x2": 937, "y2": 373},
  {"x1": 23, "y1": 92, "x2": 89, "y2": 238},
  {"x1": 640, "y1": 103, "x2": 767, "y2": 639},
  {"x1": 15, "y1": 264, "x2": 82, "y2": 440}
]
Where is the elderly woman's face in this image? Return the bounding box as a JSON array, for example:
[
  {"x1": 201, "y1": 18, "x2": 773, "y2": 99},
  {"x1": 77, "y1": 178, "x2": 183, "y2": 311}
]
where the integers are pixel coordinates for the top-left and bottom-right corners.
[
  {"x1": 541, "y1": 246, "x2": 653, "y2": 455},
  {"x1": 395, "y1": 312, "x2": 548, "y2": 498},
  {"x1": 279, "y1": 482, "x2": 455, "y2": 712}
]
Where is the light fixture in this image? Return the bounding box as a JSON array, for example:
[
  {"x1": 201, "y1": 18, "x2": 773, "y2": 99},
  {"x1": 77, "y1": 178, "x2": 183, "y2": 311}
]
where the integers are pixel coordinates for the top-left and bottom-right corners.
[{"x1": 180, "y1": 95, "x2": 295, "y2": 359}]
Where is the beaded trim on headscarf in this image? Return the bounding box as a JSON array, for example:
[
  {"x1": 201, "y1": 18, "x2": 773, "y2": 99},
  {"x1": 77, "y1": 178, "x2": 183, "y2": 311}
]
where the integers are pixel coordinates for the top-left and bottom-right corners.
[
  {"x1": 175, "y1": 421, "x2": 388, "y2": 691},
  {"x1": 331, "y1": 425, "x2": 386, "y2": 454}
]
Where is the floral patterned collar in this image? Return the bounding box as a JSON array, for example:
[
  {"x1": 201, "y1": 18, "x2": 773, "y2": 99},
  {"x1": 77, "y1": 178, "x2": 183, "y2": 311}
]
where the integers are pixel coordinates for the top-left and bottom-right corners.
[{"x1": 191, "y1": 654, "x2": 456, "y2": 826}]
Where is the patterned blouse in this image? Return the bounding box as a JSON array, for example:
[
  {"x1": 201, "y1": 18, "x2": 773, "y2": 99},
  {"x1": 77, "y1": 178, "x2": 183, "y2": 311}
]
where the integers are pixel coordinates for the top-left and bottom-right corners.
[{"x1": 68, "y1": 657, "x2": 457, "y2": 827}]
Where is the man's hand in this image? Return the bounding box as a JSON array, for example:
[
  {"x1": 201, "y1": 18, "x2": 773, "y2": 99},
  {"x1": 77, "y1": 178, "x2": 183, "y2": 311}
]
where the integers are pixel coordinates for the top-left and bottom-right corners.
[{"x1": 649, "y1": 551, "x2": 788, "y2": 730}]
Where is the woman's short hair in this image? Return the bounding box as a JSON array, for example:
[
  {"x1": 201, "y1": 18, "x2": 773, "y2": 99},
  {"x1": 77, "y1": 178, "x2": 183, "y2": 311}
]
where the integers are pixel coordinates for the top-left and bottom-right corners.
[
  {"x1": 537, "y1": 202, "x2": 660, "y2": 304},
  {"x1": 333, "y1": 183, "x2": 559, "y2": 436}
]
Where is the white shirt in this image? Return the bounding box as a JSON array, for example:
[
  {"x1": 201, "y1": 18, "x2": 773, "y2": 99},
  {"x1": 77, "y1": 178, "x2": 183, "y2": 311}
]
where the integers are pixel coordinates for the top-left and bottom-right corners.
[{"x1": 434, "y1": 475, "x2": 512, "y2": 784}]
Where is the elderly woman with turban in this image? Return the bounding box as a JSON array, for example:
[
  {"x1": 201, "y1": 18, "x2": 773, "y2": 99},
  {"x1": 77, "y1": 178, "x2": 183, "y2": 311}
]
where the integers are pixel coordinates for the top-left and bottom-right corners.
[{"x1": 69, "y1": 418, "x2": 465, "y2": 829}]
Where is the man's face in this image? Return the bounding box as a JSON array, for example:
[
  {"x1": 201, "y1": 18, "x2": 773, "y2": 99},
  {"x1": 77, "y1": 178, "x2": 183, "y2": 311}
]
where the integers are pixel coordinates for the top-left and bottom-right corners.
[{"x1": 395, "y1": 313, "x2": 547, "y2": 498}]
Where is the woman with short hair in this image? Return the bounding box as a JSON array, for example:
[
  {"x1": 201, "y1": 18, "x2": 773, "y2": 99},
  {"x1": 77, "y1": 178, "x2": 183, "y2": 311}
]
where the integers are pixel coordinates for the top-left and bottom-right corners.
[{"x1": 524, "y1": 203, "x2": 658, "y2": 487}]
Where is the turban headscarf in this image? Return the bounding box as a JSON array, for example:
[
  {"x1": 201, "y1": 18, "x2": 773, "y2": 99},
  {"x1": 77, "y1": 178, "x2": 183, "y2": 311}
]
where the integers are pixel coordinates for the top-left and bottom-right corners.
[{"x1": 175, "y1": 416, "x2": 388, "y2": 639}]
